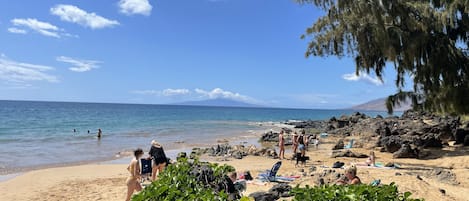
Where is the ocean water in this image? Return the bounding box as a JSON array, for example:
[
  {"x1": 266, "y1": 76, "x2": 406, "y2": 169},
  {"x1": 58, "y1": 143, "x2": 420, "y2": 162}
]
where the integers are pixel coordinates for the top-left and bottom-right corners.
[{"x1": 0, "y1": 100, "x2": 390, "y2": 173}]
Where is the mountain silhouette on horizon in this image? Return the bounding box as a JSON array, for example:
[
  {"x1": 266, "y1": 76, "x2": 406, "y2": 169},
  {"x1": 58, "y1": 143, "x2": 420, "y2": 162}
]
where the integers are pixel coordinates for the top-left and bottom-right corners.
[
  {"x1": 350, "y1": 97, "x2": 412, "y2": 111},
  {"x1": 173, "y1": 98, "x2": 260, "y2": 108}
]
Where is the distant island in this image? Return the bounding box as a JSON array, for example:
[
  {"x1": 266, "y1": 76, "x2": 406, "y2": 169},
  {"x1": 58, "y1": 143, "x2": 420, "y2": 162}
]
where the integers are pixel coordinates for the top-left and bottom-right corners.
[
  {"x1": 350, "y1": 97, "x2": 412, "y2": 111},
  {"x1": 172, "y1": 98, "x2": 260, "y2": 108}
]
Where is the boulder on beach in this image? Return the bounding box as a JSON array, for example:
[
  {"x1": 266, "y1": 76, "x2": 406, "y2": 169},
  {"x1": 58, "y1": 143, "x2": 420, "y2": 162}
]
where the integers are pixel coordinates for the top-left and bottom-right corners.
[
  {"x1": 332, "y1": 139, "x2": 345, "y2": 150},
  {"x1": 393, "y1": 144, "x2": 418, "y2": 158},
  {"x1": 260, "y1": 131, "x2": 279, "y2": 142}
]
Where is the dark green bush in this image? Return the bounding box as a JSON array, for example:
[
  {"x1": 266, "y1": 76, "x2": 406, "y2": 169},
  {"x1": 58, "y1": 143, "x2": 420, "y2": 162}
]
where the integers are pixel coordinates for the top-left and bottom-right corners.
[
  {"x1": 132, "y1": 158, "x2": 236, "y2": 201},
  {"x1": 291, "y1": 183, "x2": 424, "y2": 201}
]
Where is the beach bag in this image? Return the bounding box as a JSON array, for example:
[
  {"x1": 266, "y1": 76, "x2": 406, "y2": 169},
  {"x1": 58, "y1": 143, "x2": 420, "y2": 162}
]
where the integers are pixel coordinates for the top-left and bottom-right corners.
[
  {"x1": 332, "y1": 161, "x2": 345, "y2": 168},
  {"x1": 244, "y1": 171, "x2": 253, "y2": 180}
]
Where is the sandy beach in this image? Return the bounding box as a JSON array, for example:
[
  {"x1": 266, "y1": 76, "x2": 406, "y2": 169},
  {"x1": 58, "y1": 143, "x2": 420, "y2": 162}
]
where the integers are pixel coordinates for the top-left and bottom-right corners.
[{"x1": 1, "y1": 134, "x2": 468, "y2": 201}]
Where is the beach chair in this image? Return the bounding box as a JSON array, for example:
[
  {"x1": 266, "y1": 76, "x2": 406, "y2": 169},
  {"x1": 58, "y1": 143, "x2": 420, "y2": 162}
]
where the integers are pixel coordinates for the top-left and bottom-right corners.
[
  {"x1": 139, "y1": 158, "x2": 153, "y2": 185},
  {"x1": 257, "y1": 161, "x2": 295, "y2": 182},
  {"x1": 344, "y1": 139, "x2": 354, "y2": 149}
]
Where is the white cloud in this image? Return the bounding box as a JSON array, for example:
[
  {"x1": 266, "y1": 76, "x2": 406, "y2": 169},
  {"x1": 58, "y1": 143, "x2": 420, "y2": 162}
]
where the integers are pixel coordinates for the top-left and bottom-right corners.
[
  {"x1": 118, "y1": 0, "x2": 152, "y2": 16},
  {"x1": 162, "y1": 88, "x2": 190, "y2": 96},
  {"x1": 56, "y1": 56, "x2": 100, "y2": 72},
  {"x1": 7, "y1": 27, "x2": 27, "y2": 34},
  {"x1": 132, "y1": 88, "x2": 190, "y2": 96},
  {"x1": 0, "y1": 55, "x2": 58, "y2": 85},
  {"x1": 10, "y1": 18, "x2": 61, "y2": 38},
  {"x1": 51, "y1": 4, "x2": 119, "y2": 29},
  {"x1": 342, "y1": 72, "x2": 383, "y2": 86},
  {"x1": 195, "y1": 88, "x2": 253, "y2": 102}
]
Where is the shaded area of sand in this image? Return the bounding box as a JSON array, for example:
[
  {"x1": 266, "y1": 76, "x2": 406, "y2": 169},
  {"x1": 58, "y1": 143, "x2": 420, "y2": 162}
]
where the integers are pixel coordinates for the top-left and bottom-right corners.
[{"x1": 0, "y1": 136, "x2": 468, "y2": 201}]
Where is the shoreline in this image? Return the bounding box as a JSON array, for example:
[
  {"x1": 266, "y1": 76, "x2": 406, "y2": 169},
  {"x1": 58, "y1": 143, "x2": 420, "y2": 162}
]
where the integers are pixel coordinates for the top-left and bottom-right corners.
[
  {"x1": 1, "y1": 134, "x2": 467, "y2": 201},
  {"x1": 0, "y1": 122, "x2": 282, "y2": 181}
]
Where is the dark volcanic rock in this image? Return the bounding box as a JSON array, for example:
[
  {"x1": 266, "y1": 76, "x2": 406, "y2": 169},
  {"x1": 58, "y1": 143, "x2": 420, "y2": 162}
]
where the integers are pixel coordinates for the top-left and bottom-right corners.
[
  {"x1": 464, "y1": 135, "x2": 469, "y2": 146},
  {"x1": 332, "y1": 150, "x2": 368, "y2": 158},
  {"x1": 454, "y1": 128, "x2": 469, "y2": 144},
  {"x1": 260, "y1": 131, "x2": 279, "y2": 142},
  {"x1": 268, "y1": 183, "x2": 292, "y2": 198},
  {"x1": 249, "y1": 192, "x2": 279, "y2": 201},
  {"x1": 332, "y1": 139, "x2": 345, "y2": 150},
  {"x1": 393, "y1": 144, "x2": 418, "y2": 158},
  {"x1": 380, "y1": 136, "x2": 403, "y2": 153}
]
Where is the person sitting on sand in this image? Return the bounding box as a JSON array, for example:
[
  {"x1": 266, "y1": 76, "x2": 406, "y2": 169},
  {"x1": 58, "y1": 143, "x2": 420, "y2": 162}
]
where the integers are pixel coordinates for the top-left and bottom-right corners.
[
  {"x1": 126, "y1": 148, "x2": 144, "y2": 201},
  {"x1": 278, "y1": 130, "x2": 285, "y2": 160},
  {"x1": 336, "y1": 165, "x2": 361, "y2": 185},
  {"x1": 355, "y1": 151, "x2": 376, "y2": 166},
  {"x1": 149, "y1": 140, "x2": 167, "y2": 181}
]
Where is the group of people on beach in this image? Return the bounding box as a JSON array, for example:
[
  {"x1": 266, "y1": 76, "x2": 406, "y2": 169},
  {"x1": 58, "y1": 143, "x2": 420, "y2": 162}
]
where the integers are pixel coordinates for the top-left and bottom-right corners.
[
  {"x1": 278, "y1": 128, "x2": 371, "y2": 185},
  {"x1": 125, "y1": 140, "x2": 168, "y2": 201},
  {"x1": 277, "y1": 129, "x2": 314, "y2": 160}
]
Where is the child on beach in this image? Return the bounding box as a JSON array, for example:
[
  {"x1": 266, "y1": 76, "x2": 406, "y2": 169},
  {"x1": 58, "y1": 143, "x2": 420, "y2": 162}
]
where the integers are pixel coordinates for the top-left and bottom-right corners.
[
  {"x1": 126, "y1": 148, "x2": 144, "y2": 201},
  {"x1": 149, "y1": 140, "x2": 167, "y2": 181},
  {"x1": 278, "y1": 130, "x2": 285, "y2": 160}
]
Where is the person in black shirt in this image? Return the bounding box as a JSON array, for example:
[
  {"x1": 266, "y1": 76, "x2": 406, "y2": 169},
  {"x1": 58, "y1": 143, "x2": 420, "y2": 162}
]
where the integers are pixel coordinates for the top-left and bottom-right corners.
[{"x1": 149, "y1": 140, "x2": 167, "y2": 181}]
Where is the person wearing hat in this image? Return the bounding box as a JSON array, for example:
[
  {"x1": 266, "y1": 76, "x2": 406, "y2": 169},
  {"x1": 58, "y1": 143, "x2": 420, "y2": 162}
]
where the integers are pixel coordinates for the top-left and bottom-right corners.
[{"x1": 149, "y1": 140, "x2": 167, "y2": 181}]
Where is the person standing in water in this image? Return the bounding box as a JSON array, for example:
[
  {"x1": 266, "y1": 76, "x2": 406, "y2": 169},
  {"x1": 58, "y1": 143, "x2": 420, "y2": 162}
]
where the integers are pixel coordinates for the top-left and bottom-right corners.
[
  {"x1": 278, "y1": 130, "x2": 285, "y2": 160},
  {"x1": 97, "y1": 128, "x2": 102, "y2": 139}
]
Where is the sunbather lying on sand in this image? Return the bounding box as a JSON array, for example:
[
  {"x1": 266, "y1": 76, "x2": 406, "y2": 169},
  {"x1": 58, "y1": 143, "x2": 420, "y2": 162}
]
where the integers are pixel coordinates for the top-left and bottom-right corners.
[{"x1": 354, "y1": 151, "x2": 375, "y2": 166}]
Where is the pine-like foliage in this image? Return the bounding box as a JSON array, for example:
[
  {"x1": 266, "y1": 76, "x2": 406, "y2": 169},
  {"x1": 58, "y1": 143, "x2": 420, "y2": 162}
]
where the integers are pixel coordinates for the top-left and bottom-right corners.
[{"x1": 298, "y1": 0, "x2": 469, "y2": 114}]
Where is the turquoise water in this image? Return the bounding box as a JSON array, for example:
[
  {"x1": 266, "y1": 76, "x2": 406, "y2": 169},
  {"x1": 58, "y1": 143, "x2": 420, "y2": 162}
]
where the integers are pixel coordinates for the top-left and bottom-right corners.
[{"x1": 0, "y1": 100, "x2": 390, "y2": 173}]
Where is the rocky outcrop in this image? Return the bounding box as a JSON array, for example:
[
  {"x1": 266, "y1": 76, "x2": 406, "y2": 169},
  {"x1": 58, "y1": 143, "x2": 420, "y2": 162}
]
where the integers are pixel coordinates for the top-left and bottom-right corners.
[
  {"x1": 260, "y1": 131, "x2": 279, "y2": 142},
  {"x1": 393, "y1": 144, "x2": 418, "y2": 158},
  {"x1": 266, "y1": 110, "x2": 467, "y2": 159},
  {"x1": 268, "y1": 183, "x2": 292, "y2": 198},
  {"x1": 194, "y1": 144, "x2": 278, "y2": 160},
  {"x1": 332, "y1": 139, "x2": 345, "y2": 150},
  {"x1": 332, "y1": 150, "x2": 368, "y2": 158}
]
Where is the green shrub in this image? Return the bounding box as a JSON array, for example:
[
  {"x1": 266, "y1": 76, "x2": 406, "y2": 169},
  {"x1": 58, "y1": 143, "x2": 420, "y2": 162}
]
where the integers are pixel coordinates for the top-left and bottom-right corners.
[
  {"x1": 132, "y1": 158, "x2": 237, "y2": 201},
  {"x1": 291, "y1": 183, "x2": 424, "y2": 201}
]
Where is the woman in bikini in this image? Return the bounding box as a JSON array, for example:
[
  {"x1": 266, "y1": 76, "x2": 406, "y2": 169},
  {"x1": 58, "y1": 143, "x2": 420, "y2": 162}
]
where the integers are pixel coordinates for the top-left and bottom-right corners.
[
  {"x1": 125, "y1": 148, "x2": 144, "y2": 201},
  {"x1": 278, "y1": 130, "x2": 285, "y2": 160}
]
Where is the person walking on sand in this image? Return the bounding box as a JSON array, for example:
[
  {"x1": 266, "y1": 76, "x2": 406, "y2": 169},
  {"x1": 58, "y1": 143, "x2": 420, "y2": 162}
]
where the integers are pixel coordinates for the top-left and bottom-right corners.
[
  {"x1": 149, "y1": 140, "x2": 167, "y2": 181},
  {"x1": 97, "y1": 128, "x2": 102, "y2": 139},
  {"x1": 278, "y1": 130, "x2": 285, "y2": 160},
  {"x1": 125, "y1": 148, "x2": 144, "y2": 201}
]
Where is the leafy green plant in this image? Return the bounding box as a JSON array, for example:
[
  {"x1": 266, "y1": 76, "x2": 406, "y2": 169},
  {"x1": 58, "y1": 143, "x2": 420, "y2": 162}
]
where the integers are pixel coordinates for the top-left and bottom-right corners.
[
  {"x1": 290, "y1": 183, "x2": 424, "y2": 201},
  {"x1": 132, "y1": 157, "x2": 242, "y2": 201}
]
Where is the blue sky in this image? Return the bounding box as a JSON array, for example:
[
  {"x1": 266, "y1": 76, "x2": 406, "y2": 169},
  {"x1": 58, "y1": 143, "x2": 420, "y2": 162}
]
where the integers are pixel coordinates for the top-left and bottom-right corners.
[{"x1": 0, "y1": 0, "x2": 407, "y2": 109}]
